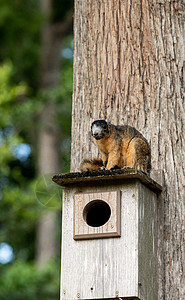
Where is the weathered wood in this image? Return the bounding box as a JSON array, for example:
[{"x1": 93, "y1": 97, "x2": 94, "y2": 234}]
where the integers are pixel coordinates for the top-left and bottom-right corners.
[
  {"x1": 60, "y1": 180, "x2": 158, "y2": 300},
  {"x1": 73, "y1": 190, "x2": 121, "y2": 240},
  {"x1": 52, "y1": 168, "x2": 162, "y2": 193},
  {"x1": 71, "y1": 1, "x2": 185, "y2": 298},
  {"x1": 138, "y1": 183, "x2": 158, "y2": 299}
]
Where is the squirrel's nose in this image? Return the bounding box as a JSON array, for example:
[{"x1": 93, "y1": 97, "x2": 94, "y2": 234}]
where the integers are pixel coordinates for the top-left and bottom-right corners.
[{"x1": 93, "y1": 132, "x2": 99, "y2": 137}]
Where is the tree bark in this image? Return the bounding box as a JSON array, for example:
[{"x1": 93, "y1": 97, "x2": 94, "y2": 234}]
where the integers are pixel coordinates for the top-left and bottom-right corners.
[
  {"x1": 71, "y1": 0, "x2": 185, "y2": 299},
  {"x1": 36, "y1": 0, "x2": 73, "y2": 267}
]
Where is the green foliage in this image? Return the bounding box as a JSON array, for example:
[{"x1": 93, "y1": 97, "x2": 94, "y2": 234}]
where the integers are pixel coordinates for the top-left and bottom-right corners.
[
  {"x1": 0, "y1": 62, "x2": 26, "y2": 125},
  {"x1": 0, "y1": 0, "x2": 41, "y2": 87},
  {"x1": 0, "y1": 259, "x2": 60, "y2": 300},
  {"x1": 0, "y1": 62, "x2": 26, "y2": 174},
  {"x1": 0, "y1": 183, "x2": 40, "y2": 261},
  {"x1": 0, "y1": 0, "x2": 73, "y2": 299},
  {"x1": 0, "y1": 62, "x2": 26, "y2": 106}
]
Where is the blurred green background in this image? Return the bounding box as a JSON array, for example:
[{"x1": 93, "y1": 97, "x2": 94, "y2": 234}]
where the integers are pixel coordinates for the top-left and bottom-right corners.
[{"x1": 0, "y1": 0, "x2": 73, "y2": 299}]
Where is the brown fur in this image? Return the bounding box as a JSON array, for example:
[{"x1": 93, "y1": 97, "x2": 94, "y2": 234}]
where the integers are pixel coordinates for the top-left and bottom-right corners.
[
  {"x1": 80, "y1": 158, "x2": 103, "y2": 172},
  {"x1": 80, "y1": 121, "x2": 151, "y2": 174}
]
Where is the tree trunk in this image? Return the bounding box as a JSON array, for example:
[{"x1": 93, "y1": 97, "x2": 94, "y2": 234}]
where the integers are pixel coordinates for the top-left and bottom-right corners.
[
  {"x1": 71, "y1": 1, "x2": 185, "y2": 299},
  {"x1": 36, "y1": 0, "x2": 72, "y2": 267},
  {"x1": 36, "y1": 105, "x2": 60, "y2": 267}
]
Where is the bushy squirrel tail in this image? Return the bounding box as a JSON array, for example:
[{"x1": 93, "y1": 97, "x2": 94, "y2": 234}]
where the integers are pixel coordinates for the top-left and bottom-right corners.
[{"x1": 80, "y1": 158, "x2": 103, "y2": 172}]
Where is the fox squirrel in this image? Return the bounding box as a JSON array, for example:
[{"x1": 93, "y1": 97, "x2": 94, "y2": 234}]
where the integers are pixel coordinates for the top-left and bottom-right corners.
[{"x1": 80, "y1": 120, "x2": 151, "y2": 174}]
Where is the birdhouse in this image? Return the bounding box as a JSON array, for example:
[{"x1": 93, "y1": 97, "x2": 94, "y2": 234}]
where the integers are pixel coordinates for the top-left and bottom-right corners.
[{"x1": 52, "y1": 168, "x2": 162, "y2": 300}]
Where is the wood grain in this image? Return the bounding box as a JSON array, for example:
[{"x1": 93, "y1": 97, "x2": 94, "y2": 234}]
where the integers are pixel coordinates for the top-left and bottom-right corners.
[
  {"x1": 71, "y1": 1, "x2": 185, "y2": 298},
  {"x1": 61, "y1": 181, "x2": 158, "y2": 300},
  {"x1": 73, "y1": 190, "x2": 120, "y2": 239}
]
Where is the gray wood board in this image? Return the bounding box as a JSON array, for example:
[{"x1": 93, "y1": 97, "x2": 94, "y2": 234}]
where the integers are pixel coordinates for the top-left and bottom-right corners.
[
  {"x1": 61, "y1": 184, "x2": 139, "y2": 299},
  {"x1": 52, "y1": 168, "x2": 162, "y2": 193},
  {"x1": 61, "y1": 182, "x2": 158, "y2": 300}
]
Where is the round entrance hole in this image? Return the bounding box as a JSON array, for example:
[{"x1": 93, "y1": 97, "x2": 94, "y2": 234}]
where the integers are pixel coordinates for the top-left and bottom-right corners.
[{"x1": 83, "y1": 200, "x2": 111, "y2": 227}]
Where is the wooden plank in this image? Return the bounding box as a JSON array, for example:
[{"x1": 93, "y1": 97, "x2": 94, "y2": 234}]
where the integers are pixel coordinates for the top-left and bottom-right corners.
[
  {"x1": 73, "y1": 190, "x2": 121, "y2": 240},
  {"x1": 138, "y1": 184, "x2": 158, "y2": 300},
  {"x1": 60, "y1": 179, "x2": 159, "y2": 299},
  {"x1": 52, "y1": 168, "x2": 162, "y2": 193},
  {"x1": 61, "y1": 183, "x2": 139, "y2": 300}
]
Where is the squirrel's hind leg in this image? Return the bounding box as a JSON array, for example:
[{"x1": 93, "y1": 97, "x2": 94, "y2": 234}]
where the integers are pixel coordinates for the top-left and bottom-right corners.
[{"x1": 126, "y1": 137, "x2": 151, "y2": 174}]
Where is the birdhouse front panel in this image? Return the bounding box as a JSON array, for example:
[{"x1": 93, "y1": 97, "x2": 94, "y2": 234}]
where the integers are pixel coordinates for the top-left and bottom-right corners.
[{"x1": 61, "y1": 182, "x2": 143, "y2": 300}]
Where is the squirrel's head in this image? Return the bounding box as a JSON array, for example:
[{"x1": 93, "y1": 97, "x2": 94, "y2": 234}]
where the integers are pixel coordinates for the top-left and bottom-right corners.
[{"x1": 91, "y1": 120, "x2": 109, "y2": 140}]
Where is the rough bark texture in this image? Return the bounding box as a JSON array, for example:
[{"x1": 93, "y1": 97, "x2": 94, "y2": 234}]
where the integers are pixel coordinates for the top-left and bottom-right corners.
[
  {"x1": 36, "y1": 0, "x2": 73, "y2": 267},
  {"x1": 71, "y1": 1, "x2": 185, "y2": 299}
]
